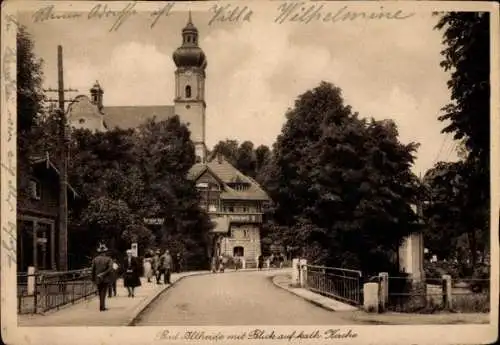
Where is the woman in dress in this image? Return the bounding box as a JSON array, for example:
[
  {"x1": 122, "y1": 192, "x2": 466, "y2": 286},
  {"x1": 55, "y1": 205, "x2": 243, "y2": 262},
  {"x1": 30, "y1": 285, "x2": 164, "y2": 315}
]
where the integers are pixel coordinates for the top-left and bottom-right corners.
[
  {"x1": 123, "y1": 249, "x2": 141, "y2": 297},
  {"x1": 143, "y1": 251, "x2": 153, "y2": 283}
]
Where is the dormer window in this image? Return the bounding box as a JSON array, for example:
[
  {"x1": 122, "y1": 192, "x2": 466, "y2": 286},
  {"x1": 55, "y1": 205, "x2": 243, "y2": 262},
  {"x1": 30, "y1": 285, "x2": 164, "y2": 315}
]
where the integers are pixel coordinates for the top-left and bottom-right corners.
[{"x1": 29, "y1": 179, "x2": 41, "y2": 200}]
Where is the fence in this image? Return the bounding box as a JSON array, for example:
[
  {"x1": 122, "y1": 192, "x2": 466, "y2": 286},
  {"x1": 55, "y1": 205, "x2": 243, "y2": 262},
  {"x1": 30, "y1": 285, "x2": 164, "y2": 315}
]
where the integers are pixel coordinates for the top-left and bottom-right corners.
[
  {"x1": 17, "y1": 268, "x2": 97, "y2": 314},
  {"x1": 305, "y1": 265, "x2": 363, "y2": 306},
  {"x1": 385, "y1": 274, "x2": 490, "y2": 313}
]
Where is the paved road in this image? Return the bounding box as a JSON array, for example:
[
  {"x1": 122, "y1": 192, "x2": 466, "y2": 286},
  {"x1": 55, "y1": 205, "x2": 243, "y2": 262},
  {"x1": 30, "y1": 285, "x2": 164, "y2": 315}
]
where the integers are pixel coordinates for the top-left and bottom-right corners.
[{"x1": 134, "y1": 270, "x2": 356, "y2": 325}]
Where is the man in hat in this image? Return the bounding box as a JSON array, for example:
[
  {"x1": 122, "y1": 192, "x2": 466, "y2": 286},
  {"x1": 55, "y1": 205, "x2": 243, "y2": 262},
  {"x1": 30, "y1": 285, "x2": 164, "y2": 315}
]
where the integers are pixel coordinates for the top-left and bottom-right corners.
[
  {"x1": 91, "y1": 243, "x2": 113, "y2": 311},
  {"x1": 158, "y1": 249, "x2": 173, "y2": 284}
]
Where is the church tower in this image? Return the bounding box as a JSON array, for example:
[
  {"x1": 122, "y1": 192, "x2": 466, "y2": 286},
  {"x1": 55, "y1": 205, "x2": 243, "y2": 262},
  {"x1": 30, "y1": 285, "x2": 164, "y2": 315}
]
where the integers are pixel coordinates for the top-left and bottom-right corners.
[{"x1": 173, "y1": 12, "x2": 208, "y2": 163}]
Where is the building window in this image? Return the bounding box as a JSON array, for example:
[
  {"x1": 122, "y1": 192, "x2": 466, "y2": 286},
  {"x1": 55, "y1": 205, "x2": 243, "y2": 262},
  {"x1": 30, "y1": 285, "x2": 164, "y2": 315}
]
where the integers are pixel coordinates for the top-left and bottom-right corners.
[
  {"x1": 29, "y1": 179, "x2": 41, "y2": 200},
  {"x1": 196, "y1": 182, "x2": 209, "y2": 189},
  {"x1": 243, "y1": 230, "x2": 248, "y2": 238},
  {"x1": 185, "y1": 85, "x2": 192, "y2": 98},
  {"x1": 79, "y1": 118, "x2": 85, "y2": 124}
]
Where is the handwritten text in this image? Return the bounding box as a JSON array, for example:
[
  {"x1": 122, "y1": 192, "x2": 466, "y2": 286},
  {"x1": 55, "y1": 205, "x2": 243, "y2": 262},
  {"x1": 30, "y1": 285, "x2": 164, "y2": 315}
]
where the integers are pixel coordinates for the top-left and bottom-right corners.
[
  {"x1": 208, "y1": 4, "x2": 253, "y2": 26},
  {"x1": 88, "y1": 2, "x2": 137, "y2": 32},
  {"x1": 275, "y1": 2, "x2": 415, "y2": 24}
]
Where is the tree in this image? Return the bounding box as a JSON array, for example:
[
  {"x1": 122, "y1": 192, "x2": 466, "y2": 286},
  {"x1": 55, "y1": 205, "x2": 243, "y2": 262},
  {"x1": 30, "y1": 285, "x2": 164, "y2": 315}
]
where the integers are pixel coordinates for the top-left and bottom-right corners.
[
  {"x1": 266, "y1": 82, "x2": 421, "y2": 274},
  {"x1": 423, "y1": 160, "x2": 489, "y2": 272},
  {"x1": 17, "y1": 26, "x2": 45, "y2": 137},
  {"x1": 432, "y1": 12, "x2": 490, "y2": 269},
  {"x1": 435, "y1": 12, "x2": 490, "y2": 165},
  {"x1": 134, "y1": 116, "x2": 213, "y2": 269},
  {"x1": 16, "y1": 26, "x2": 48, "y2": 202},
  {"x1": 255, "y1": 145, "x2": 272, "y2": 171},
  {"x1": 65, "y1": 117, "x2": 213, "y2": 269},
  {"x1": 236, "y1": 141, "x2": 257, "y2": 178},
  {"x1": 212, "y1": 139, "x2": 239, "y2": 165}
]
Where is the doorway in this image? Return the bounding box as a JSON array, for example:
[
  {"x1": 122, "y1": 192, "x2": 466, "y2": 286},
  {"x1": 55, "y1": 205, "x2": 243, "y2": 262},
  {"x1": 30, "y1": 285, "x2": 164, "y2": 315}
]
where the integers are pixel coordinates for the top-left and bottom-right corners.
[{"x1": 233, "y1": 246, "x2": 244, "y2": 257}]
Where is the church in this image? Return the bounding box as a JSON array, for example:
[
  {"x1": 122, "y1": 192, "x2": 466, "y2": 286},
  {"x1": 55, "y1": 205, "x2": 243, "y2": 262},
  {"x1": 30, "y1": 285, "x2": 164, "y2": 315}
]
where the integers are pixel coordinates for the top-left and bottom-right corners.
[{"x1": 66, "y1": 13, "x2": 270, "y2": 268}]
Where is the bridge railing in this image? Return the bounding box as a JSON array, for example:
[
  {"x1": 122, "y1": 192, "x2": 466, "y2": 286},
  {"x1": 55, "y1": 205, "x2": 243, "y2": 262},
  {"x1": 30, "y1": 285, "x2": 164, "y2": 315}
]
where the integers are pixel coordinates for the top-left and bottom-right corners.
[
  {"x1": 17, "y1": 268, "x2": 97, "y2": 314},
  {"x1": 304, "y1": 265, "x2": 363, "y2": 306}
]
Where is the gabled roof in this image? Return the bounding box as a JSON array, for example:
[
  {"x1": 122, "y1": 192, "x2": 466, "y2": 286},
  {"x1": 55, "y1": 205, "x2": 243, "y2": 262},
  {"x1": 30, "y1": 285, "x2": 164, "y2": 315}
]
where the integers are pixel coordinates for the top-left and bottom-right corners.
[
  {"x1": 29, "y1": 154, "x2": 79, "y2": 199},
  {"x1": 187, "y1": 155, "x2": 270, "y2": 201},
  {"x1": 103, "y1": 105, "x2": 175, "y2": 130},
  {"x1": 187, "y1": 163, "x2": 207, "y2": 180}
]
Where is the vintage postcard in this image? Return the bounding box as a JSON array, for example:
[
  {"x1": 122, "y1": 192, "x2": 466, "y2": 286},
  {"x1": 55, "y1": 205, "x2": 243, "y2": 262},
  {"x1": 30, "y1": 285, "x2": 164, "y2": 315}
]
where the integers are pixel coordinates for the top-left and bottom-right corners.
[{"x1": 1, "y1": 1, "x2": 499, "y2": 345}]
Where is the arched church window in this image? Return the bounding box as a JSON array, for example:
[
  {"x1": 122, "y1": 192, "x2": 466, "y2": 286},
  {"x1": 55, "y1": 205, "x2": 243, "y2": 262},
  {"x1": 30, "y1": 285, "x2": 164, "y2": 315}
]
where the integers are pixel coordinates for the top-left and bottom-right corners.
[{"x1": 185, "y1": 85, "x2": 192, "y2": 98}]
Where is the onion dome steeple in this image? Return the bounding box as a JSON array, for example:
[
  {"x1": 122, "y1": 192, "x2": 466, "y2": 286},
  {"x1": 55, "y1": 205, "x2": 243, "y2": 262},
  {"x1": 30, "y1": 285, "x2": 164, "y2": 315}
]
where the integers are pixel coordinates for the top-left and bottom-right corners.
[{"x1": 173, "y1": 11, "x2": 207, "y2": 69}]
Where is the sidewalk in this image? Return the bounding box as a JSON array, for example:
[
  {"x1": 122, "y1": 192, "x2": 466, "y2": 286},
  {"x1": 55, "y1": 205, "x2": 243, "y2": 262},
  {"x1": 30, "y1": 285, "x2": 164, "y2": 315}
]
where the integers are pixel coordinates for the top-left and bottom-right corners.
[
  {"x1": 272, "y1": 273, "x2": 358, "y2": 312},
  {"x1": 271, "y1": 273, "x2": 490, "y2": 325},
  {"x1": 18, "y1": 271, "x2": 209, "y2": 327}
]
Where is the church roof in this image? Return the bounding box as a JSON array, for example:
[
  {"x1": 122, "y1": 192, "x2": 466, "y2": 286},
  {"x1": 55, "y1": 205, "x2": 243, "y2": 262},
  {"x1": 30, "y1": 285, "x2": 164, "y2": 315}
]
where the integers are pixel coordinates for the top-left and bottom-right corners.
[
  {"x1": 103, "y1": 105, "x2": 175, "y2": 130},
  {"x1": 188, "y1": 155, "x2": 270, "y2": 201}
]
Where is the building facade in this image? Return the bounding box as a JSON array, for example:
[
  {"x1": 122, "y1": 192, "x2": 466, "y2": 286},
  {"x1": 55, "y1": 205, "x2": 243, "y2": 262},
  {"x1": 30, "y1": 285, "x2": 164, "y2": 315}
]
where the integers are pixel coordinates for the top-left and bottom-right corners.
[
  {"x1": 189, "y1": 154, "x2": 269, "y2": 268},
  {"x1": 66, "y1": 13, "x2": 270, "y2": 266},
  {"x1": 17, "y1": 155, "x2": 77, "y2": 272}
]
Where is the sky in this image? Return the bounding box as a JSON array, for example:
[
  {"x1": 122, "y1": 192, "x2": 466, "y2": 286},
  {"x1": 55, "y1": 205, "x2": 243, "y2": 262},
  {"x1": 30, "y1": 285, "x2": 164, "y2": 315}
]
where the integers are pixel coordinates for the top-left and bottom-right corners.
[{"x1": 18, "y1": 1, "x2": 459, "y2": 176}]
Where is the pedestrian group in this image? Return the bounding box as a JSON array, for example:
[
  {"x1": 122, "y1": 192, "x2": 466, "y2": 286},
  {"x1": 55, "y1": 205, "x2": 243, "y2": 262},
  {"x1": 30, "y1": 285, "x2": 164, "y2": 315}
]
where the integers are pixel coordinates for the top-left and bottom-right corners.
[{"x1": 90, "y1": 243, "x2": 174, "y2": 312}]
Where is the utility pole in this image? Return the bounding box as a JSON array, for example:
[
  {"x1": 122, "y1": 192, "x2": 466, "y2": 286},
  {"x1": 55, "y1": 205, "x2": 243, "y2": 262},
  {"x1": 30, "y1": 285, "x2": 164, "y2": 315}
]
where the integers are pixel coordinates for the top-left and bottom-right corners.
[{"x1": 44, "y1": 45, "x2": 78, "y2": 271}]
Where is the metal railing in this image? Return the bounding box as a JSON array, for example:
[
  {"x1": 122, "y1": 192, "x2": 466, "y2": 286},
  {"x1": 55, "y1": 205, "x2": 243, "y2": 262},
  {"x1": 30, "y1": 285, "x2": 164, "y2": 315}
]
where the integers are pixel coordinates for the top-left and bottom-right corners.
[
  {"x1": 17, "y1": 268, "x2": 97, "y2": 314},
  {"x1": 305, "y1": 265, "x2": 363, "y2": 306}
]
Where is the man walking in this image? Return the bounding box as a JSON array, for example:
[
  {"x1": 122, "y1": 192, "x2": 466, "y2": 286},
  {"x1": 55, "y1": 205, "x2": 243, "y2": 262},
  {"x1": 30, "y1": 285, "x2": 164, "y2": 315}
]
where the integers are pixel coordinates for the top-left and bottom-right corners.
[
  {"x1": 158, "y1": 249, "x2": 173, "y2": 284},
  {"x1": 91, "y1": 243, "x2": 113, "y2": 311}
]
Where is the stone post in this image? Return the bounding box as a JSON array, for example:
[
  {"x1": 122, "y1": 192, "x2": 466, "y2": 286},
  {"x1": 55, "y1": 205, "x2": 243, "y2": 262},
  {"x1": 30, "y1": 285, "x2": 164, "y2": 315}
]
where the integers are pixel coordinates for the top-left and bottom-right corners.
[
  {"x1": 27, "y1": 266, "x2": 35, "y2": 296},
  {"x1": 299, "y1": 259, "x2": 307, "y2": 288},
  {"x1": 442, "y1": 274, "x2": 452, "y2": 310},
  {"x1": 363, "y1": 282, "x2": 379, "y2": 313},
  {"x1": 378, "y1": 272, "x2": 389, "y2": 312}
]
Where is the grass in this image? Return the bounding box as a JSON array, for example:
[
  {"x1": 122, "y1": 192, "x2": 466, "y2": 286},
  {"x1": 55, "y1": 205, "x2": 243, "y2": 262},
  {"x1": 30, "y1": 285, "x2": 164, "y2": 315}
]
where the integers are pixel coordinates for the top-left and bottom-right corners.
[{"x1": 451, "y1": 293, "x2": 490, "y2": 313}]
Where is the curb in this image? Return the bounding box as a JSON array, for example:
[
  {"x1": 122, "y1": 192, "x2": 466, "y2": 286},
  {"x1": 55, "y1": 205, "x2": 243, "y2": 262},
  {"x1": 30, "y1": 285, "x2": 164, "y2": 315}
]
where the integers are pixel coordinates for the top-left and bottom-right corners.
[{"x1": 270, "y1": 274, "x2": 357, "y2": 313}]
